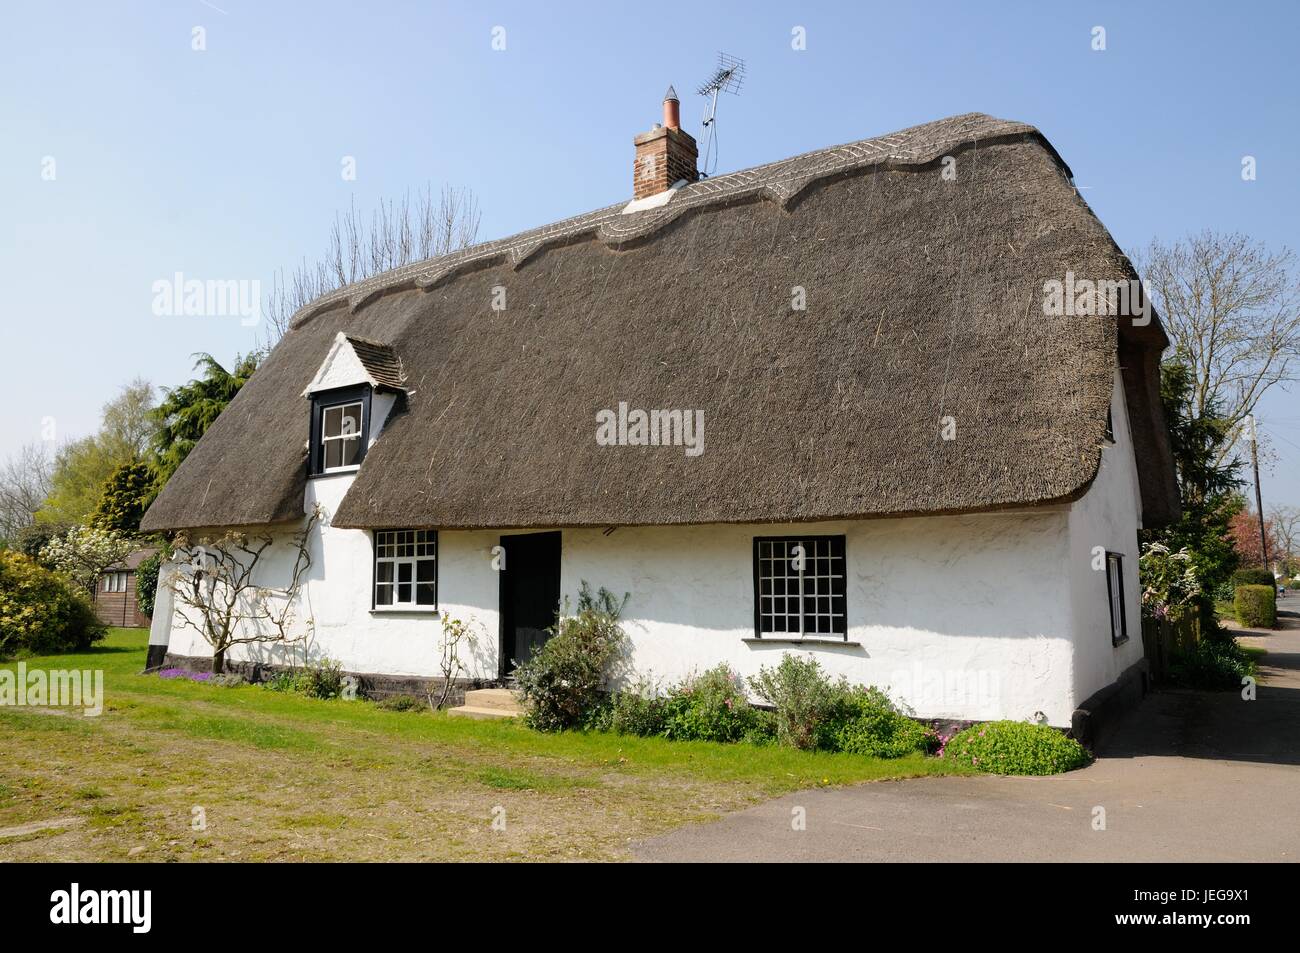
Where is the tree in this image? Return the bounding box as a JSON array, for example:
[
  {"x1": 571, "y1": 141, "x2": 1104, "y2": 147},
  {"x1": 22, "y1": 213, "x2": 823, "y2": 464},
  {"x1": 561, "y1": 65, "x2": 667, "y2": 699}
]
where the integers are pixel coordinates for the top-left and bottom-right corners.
[
  {"x1": 39, "y1": 380, "x2": 155, "y2": 526},
  {"x1": 0, "y1": 443, "x2": 53, "y2": 547},
  {"x1": 1229, "y1": 507, "x2": 1279, "y2": 569},
  {"x1": 1270, "y1": 505, "x2": 1300, "y2": 576},
  {"x1": 262, "y1": 184, "x2": 481, "y2": 343},
  {"x1": 1136, "y1": 231, "x2": 1300, "y2": 465},
  {"x1": 135, "y1": 549, "x2": 163, "y2": 619},
  {"x1": 1139, "y1": 357, "x2": 1244, "y2": 624},
  {"x1": 165, "y1": 507, "x2": 321, "y2": 673},
  {"x1": 92, "y1": 461, "x2": 157, "y2": 534},
  {"x1": 150, "y1": 352, "x2": 261, "y2": 485},
  {"x1": 38, "y1": 525, "x2": 135, "y2": 595}
]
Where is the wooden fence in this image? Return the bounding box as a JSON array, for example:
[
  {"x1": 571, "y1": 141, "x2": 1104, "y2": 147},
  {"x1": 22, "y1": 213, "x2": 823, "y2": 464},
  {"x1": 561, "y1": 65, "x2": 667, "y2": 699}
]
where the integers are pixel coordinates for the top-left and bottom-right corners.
[{"x1": 1141, "y1": 610, "x2": 1202, "y2": 683}]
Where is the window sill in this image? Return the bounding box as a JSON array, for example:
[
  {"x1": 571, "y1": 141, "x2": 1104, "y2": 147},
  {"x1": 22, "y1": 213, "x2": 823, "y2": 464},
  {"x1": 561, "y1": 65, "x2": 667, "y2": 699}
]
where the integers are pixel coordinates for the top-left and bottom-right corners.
[
  {"x1": 370, "y1": 608, "x2": 439, "y2": 617},
  {"x1": 1112, "y1": 635, "x2": 1130, "y2": 648},
  {"x1": 309, "y1": 466, "x2": 360, "y2": 479},
  {"x1": 743, "y1": 637, "x2": 862, "y2": 648}
]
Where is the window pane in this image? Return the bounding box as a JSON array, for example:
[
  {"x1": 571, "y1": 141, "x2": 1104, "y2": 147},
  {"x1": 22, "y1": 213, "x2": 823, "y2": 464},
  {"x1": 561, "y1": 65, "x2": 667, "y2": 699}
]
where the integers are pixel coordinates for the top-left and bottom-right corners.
[
  {"x1": 339, "y1": 436, "x2": 360, "y2": 467},
  {"x1": 324, "y1": 439, "x2": 342, "y2": 469},
  {"x1": 416, "y1": 583, "x2": 436, "y2": 605},
  {"x1": 323, "y1": 406, "x2": 342, "y2": 438},
  {"x1": 397, "y1": 582, "x2": 411, "y2": 603},
  {"x1": 377, "y1": 562, "x2": 393, "y2": 583},
  {"x1": 397, "y1": 563, "x2": 413, "y2": 583},
  {"x1": 339, "y1": 404, "x2": 361, "y2": 437},
  {"x1": 376, "y1": 584, "x2": 393, "y2": 606}
]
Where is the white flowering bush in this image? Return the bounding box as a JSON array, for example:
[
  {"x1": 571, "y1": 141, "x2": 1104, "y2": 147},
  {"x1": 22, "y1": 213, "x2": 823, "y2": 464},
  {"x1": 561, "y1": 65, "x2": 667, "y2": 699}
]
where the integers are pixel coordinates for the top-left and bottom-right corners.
[
  {"x1": 1138, "y1": 541, "x2": 1202, "y2": 620},
  {"x1": 39, "y1": 525, "x2": 135, "y2": 594}
]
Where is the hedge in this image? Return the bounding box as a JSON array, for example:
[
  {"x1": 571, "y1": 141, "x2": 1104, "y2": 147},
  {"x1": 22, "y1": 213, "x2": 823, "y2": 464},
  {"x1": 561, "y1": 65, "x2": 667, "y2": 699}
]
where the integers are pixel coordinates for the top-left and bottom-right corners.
[
  {"x1": 1231, "y1": 568, "x2": 1276, "y2": 589},
  {"x1": 1234, "y1": 584, "x2": 1277, "y2": 629}
]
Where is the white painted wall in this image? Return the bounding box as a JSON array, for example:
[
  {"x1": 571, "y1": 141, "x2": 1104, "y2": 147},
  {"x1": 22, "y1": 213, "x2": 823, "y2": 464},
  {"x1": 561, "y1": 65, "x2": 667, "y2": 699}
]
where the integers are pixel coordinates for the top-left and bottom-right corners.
[
  {"x1": 159, "y1": 374, "x2": 1149, "y2": 728},
  {"x1": 162, "y1": 504, "x2": 1082, "y2": 724},
  {"x1": 1065, "y1": 368, "x2": 1146, "y2": 705}
]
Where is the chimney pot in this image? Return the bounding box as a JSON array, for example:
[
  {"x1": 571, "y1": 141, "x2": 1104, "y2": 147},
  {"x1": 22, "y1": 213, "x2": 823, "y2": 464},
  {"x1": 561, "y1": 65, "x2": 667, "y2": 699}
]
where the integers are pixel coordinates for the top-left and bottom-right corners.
[{"x1": 663, "y1": 86, "x2": 680, "y2": 130}]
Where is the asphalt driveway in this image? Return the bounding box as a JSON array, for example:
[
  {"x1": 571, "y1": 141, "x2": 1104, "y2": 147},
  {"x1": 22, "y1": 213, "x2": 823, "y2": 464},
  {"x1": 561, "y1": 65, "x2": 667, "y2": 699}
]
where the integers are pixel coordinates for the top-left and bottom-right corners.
[{"x1": 634, "y1": 595, "x2": 1300, "y2": 862}]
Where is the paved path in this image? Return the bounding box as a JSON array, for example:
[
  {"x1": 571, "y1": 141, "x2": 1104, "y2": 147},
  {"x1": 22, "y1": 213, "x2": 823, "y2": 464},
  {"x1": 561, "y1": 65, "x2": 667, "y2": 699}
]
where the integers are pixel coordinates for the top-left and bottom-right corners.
[{"x1": 635, "y1": 595, "x2": 1300, "y2": 862}]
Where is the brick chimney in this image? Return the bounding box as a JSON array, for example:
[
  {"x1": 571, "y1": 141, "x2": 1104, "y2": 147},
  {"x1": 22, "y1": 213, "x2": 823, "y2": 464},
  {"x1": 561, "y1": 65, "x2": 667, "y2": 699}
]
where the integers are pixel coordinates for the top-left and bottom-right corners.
[{"x1": 632, "y1": 86, "x2": 699, "y2": 199}]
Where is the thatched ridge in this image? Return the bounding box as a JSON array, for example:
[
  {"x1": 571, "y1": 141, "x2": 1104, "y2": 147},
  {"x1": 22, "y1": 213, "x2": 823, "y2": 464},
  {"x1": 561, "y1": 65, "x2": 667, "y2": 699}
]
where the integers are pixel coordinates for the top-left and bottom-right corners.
[{"x1": 141, "y1": 112, "x2": 1178, "y2": 534}]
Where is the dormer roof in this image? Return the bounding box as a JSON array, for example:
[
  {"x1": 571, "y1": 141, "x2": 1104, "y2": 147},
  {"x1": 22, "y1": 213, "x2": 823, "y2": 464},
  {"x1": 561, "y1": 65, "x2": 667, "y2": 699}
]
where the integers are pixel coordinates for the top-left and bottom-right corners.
[{"x1": 303, "y1": 332, "x2": 405, "y2": 396}]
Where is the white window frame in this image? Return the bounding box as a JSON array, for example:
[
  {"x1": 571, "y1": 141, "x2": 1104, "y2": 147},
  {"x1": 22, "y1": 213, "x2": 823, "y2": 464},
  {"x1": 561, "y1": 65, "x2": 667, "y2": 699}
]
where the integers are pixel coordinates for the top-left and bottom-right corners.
[
  {"x1": 103, "y1": 572, "x2": 128, "y2": 593},
  {"x1": 321, "y1": 400, "x2": 364, "y2": 473},
  {"x1": 373, "y1": 530, "x2": 437, "y2": 610}
]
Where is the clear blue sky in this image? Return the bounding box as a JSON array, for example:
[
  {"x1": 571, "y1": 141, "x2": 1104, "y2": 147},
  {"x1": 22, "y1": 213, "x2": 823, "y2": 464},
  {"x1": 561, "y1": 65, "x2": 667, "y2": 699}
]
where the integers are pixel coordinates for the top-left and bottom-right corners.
[{"x1": 3, "y1": 1, "x2": 1297, "y2": 508}]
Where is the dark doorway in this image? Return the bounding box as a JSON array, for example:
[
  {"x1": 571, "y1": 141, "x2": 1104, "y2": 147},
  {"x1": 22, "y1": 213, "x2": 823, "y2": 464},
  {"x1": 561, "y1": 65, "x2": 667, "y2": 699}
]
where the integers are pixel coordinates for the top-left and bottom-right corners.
[{"x1": 499, "y1": 531, "x2": 561, "y2": 678}]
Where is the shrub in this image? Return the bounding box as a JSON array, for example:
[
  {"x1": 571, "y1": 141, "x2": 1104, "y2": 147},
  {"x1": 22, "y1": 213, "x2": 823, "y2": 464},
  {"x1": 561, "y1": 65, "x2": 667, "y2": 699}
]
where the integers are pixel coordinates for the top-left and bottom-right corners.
[
  {"x1": 747, "y1": 654, "x2": 839, "y2": 750},
  {"x1": 260, "y1": 658, "x2": 347, "y2": 699},
  {"x1": 662, "y1": 665, "x2": 757, "y2": 743},
  {"x1": 515, "y1": 582, "x2": 627, "y2": 732},
  {"x1": 943, "y1": 721, "x2": 1090, "y2": 775},
  {"x1": 0, "y1": 551, "x2": 107, "y2": 658},
  {"x1": 820, "y1": 686, "x2": 932, "y2": 758},
  {"x1": 604, "y1": 682, "x2": 669, "y2": 737},
  {"x1": 1231, "y1": 568, "x2": 1276, "y2": 589},
  {"x1": 1168, "y1": 637, "x2": 1256, "y2": 690},
  {"x1": 375, "y1": 693, "x2": 425, "y2": 712},
  {"x1": 1234, "y1": 585, "x2": 1276, "y2": 628},
  {"x1": 741, "y1": 707, "x2": 778, "y2": 745},
  {"x1": 135, "y1": 550, "x2": 162, "y2": 619},
  {"x1": 294, "y1": 658, "x2": 346, "y2": 699}
]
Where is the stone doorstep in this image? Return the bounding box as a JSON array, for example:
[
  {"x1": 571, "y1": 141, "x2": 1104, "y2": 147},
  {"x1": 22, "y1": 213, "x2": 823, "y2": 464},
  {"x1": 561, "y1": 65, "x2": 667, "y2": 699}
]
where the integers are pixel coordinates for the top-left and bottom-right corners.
[{"x1": 449, "y1": 688, "x2": 524, "y2": 720}]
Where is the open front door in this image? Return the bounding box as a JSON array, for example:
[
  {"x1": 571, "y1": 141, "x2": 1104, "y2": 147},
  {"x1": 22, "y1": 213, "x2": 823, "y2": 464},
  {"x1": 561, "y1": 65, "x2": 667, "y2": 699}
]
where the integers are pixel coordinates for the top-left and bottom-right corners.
[{"x1": 499, "y1": 531, "x2": 561, "y2": 678}]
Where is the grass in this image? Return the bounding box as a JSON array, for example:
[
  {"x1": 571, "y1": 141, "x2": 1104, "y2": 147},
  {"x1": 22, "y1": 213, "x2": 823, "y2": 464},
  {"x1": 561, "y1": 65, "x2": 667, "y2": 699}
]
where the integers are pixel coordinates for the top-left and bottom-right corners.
[{"x1": 0, "y1": 629, "x2": 970, "y2": 861}]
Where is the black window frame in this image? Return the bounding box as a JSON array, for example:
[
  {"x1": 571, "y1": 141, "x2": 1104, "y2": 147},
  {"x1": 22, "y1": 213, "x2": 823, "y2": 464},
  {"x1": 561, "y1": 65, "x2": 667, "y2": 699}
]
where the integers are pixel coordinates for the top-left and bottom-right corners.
[
  {"x1": 1105, "y1": 551, "x2": 1127, "y2": 646},
  {"x1": 371, "y1": 529, "x2": 438, "y2": 611},
  {"x1": 752, "y1": 535, "x2": 848, "y2": 639},
  {"x1": 308, "y1": 384, "x2": 372, "y2": 477}
]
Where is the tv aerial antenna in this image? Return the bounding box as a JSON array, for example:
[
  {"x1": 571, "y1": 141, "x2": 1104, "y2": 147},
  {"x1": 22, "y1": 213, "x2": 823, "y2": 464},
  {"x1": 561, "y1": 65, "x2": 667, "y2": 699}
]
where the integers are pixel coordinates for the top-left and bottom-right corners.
[{"x1": 695, "y1": 51, "x2": 745, "y2": 178}]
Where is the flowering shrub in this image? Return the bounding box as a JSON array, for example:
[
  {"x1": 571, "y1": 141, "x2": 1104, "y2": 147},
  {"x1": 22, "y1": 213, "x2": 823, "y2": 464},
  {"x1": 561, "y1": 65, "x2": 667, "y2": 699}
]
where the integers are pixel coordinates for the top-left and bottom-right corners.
[
  {"x1": 0, "y1": 551, "x2": 106, "y2": 658},
  {"x1": 1139, "y1": 542, "x2": 1201, "y2": 620},
  {"x1": 662, "y1": 665, "x2": 762, "y2": 743},
  {"x1": 158, "y1": 667, "x2": 212, "y2": 682},
  {"x1": 942, "y1": 721, "x2": 1090, "y2": 775},
  {"x1": 819, "y1": 686, "x2": 933, "y2": 758},
  {"x1": 157, "y1": 667, "x2": 246, "y2": 687},
  {"x1": 38, "y1": 526, "x2": 134, "y2": 594}
]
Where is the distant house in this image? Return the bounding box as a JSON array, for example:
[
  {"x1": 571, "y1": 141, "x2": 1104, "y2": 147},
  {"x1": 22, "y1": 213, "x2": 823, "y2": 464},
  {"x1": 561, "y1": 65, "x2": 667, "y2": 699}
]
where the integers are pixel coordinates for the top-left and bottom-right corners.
[
  {"x1": 140, "y1": 103, "x2": 1178, "y2": 731},
  {"x1": 93, "y1": 548, "x2": 157, "y2": 628}
]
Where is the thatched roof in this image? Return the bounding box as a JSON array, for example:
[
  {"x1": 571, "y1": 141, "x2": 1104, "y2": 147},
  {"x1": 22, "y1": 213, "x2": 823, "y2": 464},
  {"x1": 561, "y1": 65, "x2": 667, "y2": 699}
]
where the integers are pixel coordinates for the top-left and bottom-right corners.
[{"x1": 141, "y1": 112, "x2": 1178, "y2": 534}]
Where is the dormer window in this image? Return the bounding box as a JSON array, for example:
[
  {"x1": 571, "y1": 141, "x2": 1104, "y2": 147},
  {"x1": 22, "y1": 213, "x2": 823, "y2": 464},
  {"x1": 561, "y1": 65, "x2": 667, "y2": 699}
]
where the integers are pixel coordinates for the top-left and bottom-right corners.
[
  {"x1": 302, "y1": 332, "x2": 406, "y2": 478},
  {"x1": 310, "y1": 386, "x2": 371, "y2": 475}
]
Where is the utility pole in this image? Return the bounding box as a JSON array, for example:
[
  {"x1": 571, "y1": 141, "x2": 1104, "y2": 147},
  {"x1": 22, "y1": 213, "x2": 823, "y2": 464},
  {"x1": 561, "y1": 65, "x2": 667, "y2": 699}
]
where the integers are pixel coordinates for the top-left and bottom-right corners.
[{"x1": 1247, "y1": 415, "x2": 1270, "y2": 569}]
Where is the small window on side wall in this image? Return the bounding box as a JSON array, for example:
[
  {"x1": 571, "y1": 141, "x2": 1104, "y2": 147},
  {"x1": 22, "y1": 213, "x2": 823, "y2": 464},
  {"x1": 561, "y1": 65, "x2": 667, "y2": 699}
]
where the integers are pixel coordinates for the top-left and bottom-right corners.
[
  {"x1": 309, "y1": 386, "x2": 371, "y2": 476},
  {"x1": 1105, "y1": 552, "x2": 1127, "y2": 645}
]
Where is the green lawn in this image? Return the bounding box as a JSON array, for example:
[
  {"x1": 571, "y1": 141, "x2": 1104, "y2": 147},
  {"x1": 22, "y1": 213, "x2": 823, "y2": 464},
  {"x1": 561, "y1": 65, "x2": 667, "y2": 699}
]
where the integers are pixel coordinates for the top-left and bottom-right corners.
[{"x1": 0, "y1": 629, "x2": 967, "y2": 861}]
